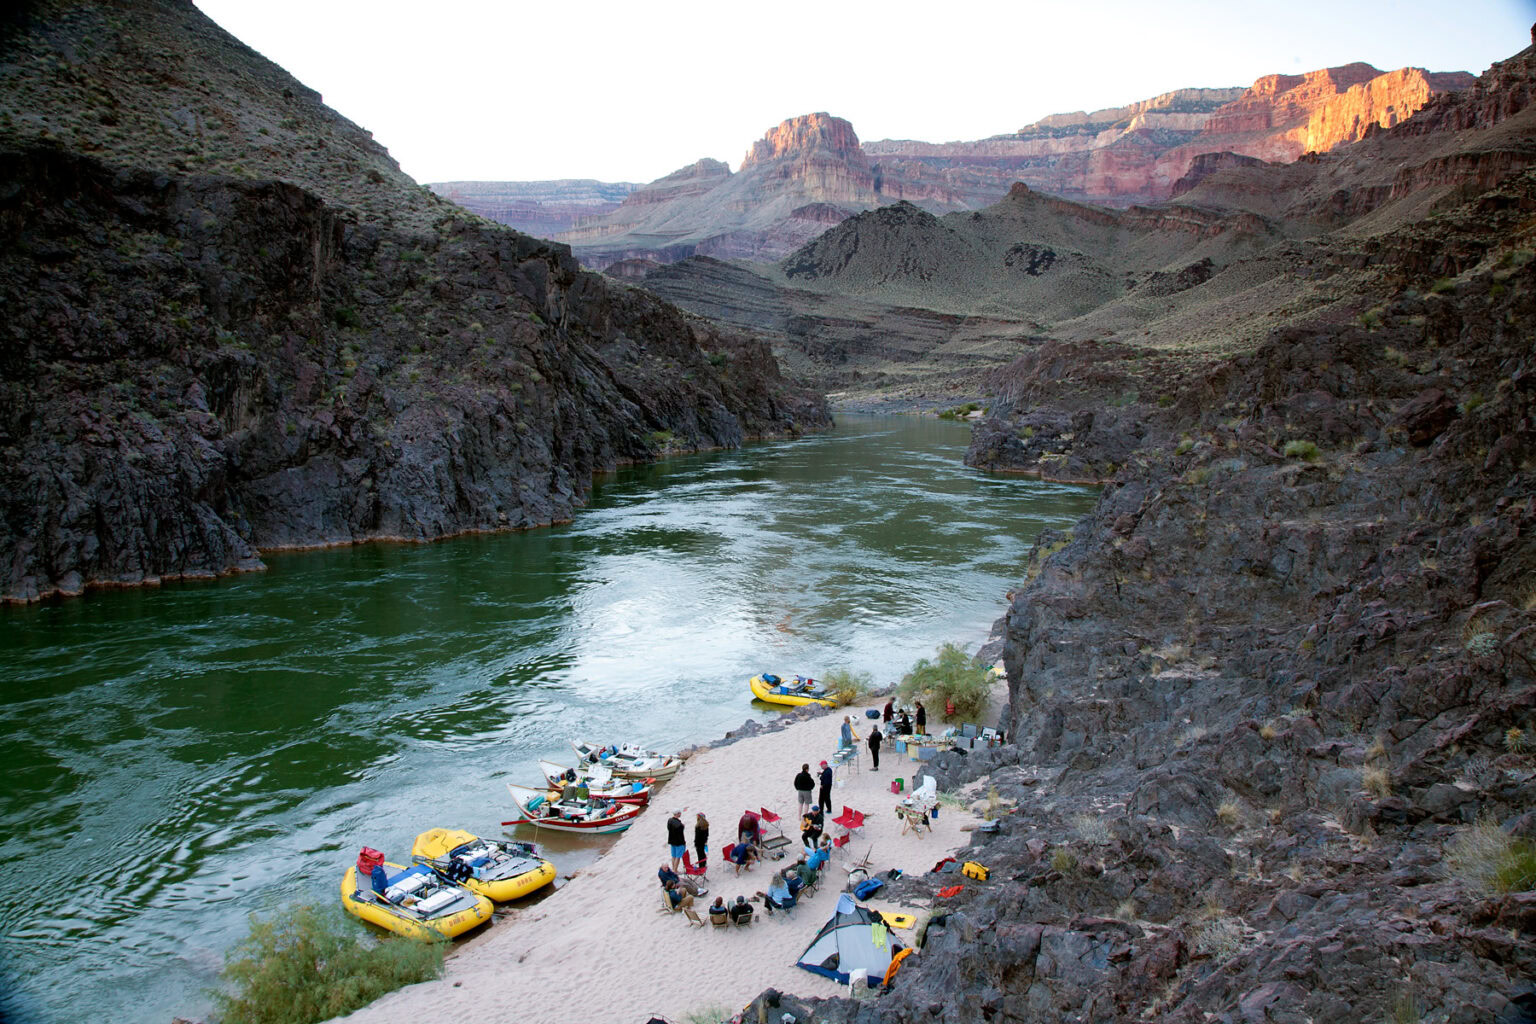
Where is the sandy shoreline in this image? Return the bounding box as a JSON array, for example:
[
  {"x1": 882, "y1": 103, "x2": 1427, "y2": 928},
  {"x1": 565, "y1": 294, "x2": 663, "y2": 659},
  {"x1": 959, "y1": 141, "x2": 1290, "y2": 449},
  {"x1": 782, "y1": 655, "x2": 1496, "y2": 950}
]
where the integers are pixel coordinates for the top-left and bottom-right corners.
[{"x1": 336, "y1": 702, "x2": 980, "y2": 1024}]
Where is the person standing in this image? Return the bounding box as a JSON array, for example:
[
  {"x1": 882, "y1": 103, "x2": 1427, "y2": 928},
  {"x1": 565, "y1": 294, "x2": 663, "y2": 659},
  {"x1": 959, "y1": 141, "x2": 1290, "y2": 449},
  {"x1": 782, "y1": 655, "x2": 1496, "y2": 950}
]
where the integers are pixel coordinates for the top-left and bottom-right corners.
[
  {"x1": 817, "y1": 759, "x2": 833, "y2": 813},
  {"x1": 666, "y1": 810, "x2": 686, "y2": 872},
  {"x1": 868, "y1": 726, "x2": 883, "y2": 770},
  {"x1": 839, "y1": 715, "x2": 853, "y2": 749},
  {"x1": 694, "y1": 812, "x2": 709, "y2": 869},
  {"x1": 793, "y1": 763, "x2": 815, "y2": 814},
  {"x1": 882, "y1": 699, "x2": 894, "y2": 723},
  {"x1": 915, "y1": 701, "x2": 927, "y2": 736}
]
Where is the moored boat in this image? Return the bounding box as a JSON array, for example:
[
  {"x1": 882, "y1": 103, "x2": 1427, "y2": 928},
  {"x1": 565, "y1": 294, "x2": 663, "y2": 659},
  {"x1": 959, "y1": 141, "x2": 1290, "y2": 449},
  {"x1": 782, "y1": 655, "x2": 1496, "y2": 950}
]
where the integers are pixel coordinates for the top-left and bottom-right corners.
[
  {"x1": 410, "y1": 828, "x2": 556, "y2": 902},
  {"x1": 538, "y1": 759, "x2": 653, "y2": 805},
  {"x1": 342, "y1": 849, "x2": 492, "y2": 941},
  {"x1": 502, "y1": 782, "x2": 644, "y2": 834},
  {"x1": 569, "y1": 739, "x2": 682, "y2": 780},
  {"x1": 749, "y1": 672, "x2": 840, "y2": 709}
]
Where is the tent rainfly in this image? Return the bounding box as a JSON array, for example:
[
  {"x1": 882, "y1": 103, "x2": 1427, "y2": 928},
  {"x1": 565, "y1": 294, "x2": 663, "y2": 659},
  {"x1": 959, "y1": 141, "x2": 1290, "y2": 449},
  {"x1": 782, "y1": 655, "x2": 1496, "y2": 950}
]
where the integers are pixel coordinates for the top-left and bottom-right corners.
[{"x1": 796, "y1": 893, "x2": 901, "y2": 985}]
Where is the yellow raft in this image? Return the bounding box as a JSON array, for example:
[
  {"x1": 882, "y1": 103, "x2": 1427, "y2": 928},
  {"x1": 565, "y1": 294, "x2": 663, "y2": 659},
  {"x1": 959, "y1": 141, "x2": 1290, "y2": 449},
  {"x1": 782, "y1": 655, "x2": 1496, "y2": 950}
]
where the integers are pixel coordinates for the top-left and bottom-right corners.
[
  {"x1": 341, "y1": 861, "x2": 493, "y2": 941},
  {"x1": 749, "y1": 673, "x2": 840, "y2": 709},
  {"x1": 410, "y1": 828, "x2": 556, "y2": 903}
]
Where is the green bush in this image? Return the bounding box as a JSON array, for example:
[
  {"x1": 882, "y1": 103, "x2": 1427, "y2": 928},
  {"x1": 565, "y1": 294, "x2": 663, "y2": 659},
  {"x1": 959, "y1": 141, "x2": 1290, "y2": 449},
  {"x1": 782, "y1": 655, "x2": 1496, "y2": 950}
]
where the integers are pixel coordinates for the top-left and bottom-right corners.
[
  {"x1": 1429, "y1": 277, "x2": 1456, "y2": 294},
  {"x1": 1174, "y1": 438, "x2": 1194, "y2": 456},
  {"x1": 1282, "y1": 439, "x2": 1320, "y2": 461},
  {"x1": 897, "y1": 642, "x2": 993, "y2": 720},
  {"x1": 1446, "y1": 819, "x2": 1536, "y2": 895},
  {"x1": 210, "y1": 903, "x2": 444, "y2": 1024},
  {"x1": 937, "y1": 402, "x2": 982, "y2": 421},
  {"x1": 821, "y1": 667, "x2": 874, "y2": 706}
]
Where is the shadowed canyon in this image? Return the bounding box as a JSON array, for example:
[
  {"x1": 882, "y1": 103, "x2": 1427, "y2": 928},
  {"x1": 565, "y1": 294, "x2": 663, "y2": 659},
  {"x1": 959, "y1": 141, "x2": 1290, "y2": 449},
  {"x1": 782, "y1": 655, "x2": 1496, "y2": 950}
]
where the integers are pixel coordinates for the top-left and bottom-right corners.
[{"x1": 2, "y1": 3, "x2": 1534, "y2": 1023}]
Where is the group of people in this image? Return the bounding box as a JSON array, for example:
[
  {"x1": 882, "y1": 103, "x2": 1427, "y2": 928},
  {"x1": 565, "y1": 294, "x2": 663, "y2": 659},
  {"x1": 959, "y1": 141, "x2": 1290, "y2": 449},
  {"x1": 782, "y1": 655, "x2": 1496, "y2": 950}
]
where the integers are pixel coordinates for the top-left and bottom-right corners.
[
  {"x1": 792, "y1": 760, "x2": 834, "y2": 814},
  {"x1": 757, "y1": 852, "x2": 823, "y2": 915},
  {"x1": 836, "y1": 701, "x2": 929, "y2": 771},
  {"x1": 665, "y1": 809, "x2": 709, "y2": 873}
]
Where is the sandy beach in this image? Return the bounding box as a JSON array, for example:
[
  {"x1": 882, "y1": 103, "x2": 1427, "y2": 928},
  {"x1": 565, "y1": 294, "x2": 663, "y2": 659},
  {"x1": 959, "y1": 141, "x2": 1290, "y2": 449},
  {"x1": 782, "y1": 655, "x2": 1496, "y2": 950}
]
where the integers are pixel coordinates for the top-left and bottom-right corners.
[{"x1": 337, "y1": 702, "x2": 980, "y2": 1024}]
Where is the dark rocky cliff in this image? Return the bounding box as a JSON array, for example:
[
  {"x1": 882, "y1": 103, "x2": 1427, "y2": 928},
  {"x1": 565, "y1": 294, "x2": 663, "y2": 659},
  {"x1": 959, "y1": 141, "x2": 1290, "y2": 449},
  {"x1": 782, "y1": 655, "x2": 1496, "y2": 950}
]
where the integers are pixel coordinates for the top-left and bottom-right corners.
[
  {"x1": 0, "y1": 1, "x2": 828, "y2": 602},
  {"x1": 743, "y1": 32, "x2": 1536, "y2": 1024}
]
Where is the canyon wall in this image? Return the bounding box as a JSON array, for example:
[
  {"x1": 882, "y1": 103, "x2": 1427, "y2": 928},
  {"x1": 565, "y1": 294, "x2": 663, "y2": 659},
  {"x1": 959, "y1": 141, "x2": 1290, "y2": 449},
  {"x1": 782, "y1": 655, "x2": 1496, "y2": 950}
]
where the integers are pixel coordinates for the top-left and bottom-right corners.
[{"x1": 426, "y1": 179, "x2": 641, "y2": 240}]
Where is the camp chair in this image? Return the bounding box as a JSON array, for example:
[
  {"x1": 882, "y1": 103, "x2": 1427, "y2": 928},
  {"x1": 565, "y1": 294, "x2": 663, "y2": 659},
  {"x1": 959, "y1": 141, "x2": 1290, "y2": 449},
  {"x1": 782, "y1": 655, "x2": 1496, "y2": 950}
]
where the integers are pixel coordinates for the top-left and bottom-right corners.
[
  {"x1": 682, "y1": 849, "x2": 709, "y2": 882},
  {"x1": 832, "y1": 805, "x2": 866, "y2": 838},
  {"x1": 759, "y1": 806, "x2": 786, "y2": 839},
  {"x1": 732, "y1": 907, "x2": 755, "y2": 927},
  {"x1": 709, "y1": 906, "x2": 729, "y2": 928},
  {"x1": 682, "y1": 906, "x2": 705, "y2": 928},
  {"x1": 830, "y1": 834, "x2": 851, "y2": 856}
]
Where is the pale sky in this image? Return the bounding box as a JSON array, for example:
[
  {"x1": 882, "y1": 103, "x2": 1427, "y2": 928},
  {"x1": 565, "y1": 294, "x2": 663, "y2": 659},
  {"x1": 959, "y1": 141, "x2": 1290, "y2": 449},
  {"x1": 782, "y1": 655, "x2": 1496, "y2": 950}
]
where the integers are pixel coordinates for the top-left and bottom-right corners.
[{"x1": 195, "y1": 0, "x2": 1534, "y2": 186}]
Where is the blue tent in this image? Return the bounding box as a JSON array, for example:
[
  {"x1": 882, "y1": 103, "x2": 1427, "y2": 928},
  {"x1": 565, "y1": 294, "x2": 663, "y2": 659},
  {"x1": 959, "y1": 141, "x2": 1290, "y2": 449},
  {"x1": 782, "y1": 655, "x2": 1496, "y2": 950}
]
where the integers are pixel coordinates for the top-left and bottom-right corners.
[{"x1": 795, "y1": 893, "x2": 900, "y2": 985}]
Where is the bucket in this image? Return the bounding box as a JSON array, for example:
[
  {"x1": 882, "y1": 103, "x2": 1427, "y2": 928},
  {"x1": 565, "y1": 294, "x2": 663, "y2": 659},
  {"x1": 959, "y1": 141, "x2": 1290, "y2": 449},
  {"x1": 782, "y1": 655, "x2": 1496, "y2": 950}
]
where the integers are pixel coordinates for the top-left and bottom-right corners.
[
  {"x1": 896, "y1": 777, "x2": 904, "y2": 792},
  {"x1": 890, "y1": 779, "x2": 899, "y2": 794},
  {"x1": 930, "y1": 806, "x2": 939, "y2": 820}
]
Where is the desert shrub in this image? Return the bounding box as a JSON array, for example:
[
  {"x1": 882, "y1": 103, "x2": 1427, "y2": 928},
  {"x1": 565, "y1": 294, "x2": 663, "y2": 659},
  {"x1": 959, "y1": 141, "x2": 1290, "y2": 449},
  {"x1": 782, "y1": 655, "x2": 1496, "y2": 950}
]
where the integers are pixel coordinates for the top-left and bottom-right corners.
[
  {"x1": 1429, "y1": 277, "x2": 1456, "y2": 294},
  {"x1": 1193, "y1": 916, "x2": 1244, "y2": 960},
  {"x1": 210, "y1": 903, "x2": 444, "y2": 1024},
  {"x1": 1071, "y1": 813, "x2": 1112, "y2": 845},
  {"x1": 1362, "y1": 765, "x2": 1392, "y2": 798},
  {"x1": 1282, "y1": 439, "x2": 1320, "y2": 461},
  {"x1": 1445, "y1": 818, "x2": 1536, "y2": 894},
  {"x1": 821, "y1": 667, "x2": 874, "y2": 706},
  {"x1": 1463, "y1": 631, "x2": 1498, "y2": 658},
  {"x1": 897, "y1": 642, "x2": 993, "y2": 720},
  {"x1": 1050, "y1": 848, "x2": 1077, "y2": 874},
  {"x1": 1174, "y1": 438, "x2": 1194, "y2": 456},
  {"x1": 681, "y1": 1006, "x2": 731, "y2": 1024},
  {"x1": 1507, "y1": 727, "x2": 1527, "y2": 754},
  {"x1": 1216, "y1": 800, "x2": 1242, "y2": 827},
  {"x1": 1459, "y1": 392, "x2": 1485, "y2": 414}
]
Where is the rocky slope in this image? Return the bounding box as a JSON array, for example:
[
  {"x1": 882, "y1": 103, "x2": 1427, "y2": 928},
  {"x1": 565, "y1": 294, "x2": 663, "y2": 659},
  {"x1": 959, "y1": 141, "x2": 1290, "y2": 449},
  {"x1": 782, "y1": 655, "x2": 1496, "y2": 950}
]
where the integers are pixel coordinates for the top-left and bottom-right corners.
[
  {"x1": 0, "y1": 0, "x2": 827, "y2": 603},
  {"x1": 425, "y1": 179, "x2": 641, "y2": 240},
  {"x1": 741, "y1": 28, "x2": 1536, "y2": 1024}
]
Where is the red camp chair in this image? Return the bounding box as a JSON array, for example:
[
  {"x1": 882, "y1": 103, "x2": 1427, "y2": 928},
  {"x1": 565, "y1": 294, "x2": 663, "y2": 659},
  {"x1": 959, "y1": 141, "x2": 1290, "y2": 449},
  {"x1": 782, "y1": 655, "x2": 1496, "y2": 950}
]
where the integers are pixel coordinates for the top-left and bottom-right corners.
[
  {"x1": 759, "y1": 806, "x2": 786, "y2": 839},
  {"x1": 832, "y1": 805, "x2": 866, "y2": 837},
  {"x1": 831, "y1": 834, "x2": 851, "y2": 855},
  {"x1": 682, "y1": 849, "x2": 709, "y2": 882}
]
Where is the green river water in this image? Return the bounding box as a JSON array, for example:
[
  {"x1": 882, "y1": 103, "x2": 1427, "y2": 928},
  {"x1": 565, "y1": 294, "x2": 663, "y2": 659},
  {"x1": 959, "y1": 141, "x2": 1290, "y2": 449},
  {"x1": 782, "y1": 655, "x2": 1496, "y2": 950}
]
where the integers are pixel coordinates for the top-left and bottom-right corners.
[{"x1": 0, "y1": 415, "x2": 1096, "y2": 1024}]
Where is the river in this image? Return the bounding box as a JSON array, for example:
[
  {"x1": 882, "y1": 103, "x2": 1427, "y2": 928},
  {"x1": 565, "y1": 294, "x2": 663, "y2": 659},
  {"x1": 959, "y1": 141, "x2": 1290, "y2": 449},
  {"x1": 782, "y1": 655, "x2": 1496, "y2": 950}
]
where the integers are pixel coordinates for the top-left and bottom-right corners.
[{"x1": 0, "y1": 415, "x2": 1096, "y2": 1024}]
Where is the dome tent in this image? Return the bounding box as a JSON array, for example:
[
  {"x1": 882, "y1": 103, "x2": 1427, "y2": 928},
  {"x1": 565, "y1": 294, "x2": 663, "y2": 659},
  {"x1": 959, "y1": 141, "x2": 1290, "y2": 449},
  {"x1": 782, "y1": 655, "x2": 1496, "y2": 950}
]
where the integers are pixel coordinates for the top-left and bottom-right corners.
[{"x1": 795, "y1": 893, "x2": 901, "y2": 986}]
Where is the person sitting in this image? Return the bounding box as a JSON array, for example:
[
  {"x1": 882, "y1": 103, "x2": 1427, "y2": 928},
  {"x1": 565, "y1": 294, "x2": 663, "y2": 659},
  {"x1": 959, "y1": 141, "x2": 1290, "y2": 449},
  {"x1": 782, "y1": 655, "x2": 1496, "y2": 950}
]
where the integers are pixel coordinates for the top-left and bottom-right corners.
[
  {"x1": 806, "y1": 842, "x2": 829, "y2": 872},
  {"x1": 760, "y1": 871, "x2": 796, "y2": 914},
  {"x1": 663, "y1": 878, "x2": 693, "y2": 911},
  {"x1": 784, "y1": 866, "x2": 805, "y2": 899},
  {"x1": 729, "y1": 895, "x2": 754, "y2": 925},
  {"x1": 897, "y1": 711, "x2": 913, "y2": 735},
  {"x1": 660, "y1": 862, "x2": 705, "y2": 896},
  {"x1": 792, "y1": 857, "x2": 818, "y2": 889},
  {"x1": 708, "y1": 896, "x2": 729, "y2": 925}
]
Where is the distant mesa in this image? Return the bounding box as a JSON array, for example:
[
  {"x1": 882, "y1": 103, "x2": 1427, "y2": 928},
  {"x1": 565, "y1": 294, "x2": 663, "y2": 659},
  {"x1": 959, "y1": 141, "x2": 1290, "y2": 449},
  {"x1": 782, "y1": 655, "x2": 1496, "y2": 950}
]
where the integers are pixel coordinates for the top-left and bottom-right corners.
[{"x1": 435, "y1": 63, "x2": 1473, "y2": 269}]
